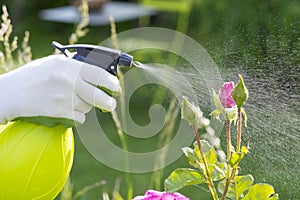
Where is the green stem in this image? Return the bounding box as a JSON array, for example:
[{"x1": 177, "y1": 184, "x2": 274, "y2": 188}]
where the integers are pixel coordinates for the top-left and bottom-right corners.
[
  {"x1": 220, "y1": 121, "x2": 232, "y2": 200},
  {"x1": 236, "y1": 108, "x2": 242, "y2": 153},
  {"x1": 193, "y1": 126, "x2": 219, "y2": 200},
  {"x1": 221, "y1": 108, "x2": 243, "y2": 200},
  {"x1": 226, "y1": 121, "x2": 231, "y2": 170},
  {"x1": 235, "y1": 183, "x2": 239, "y2": 200}
]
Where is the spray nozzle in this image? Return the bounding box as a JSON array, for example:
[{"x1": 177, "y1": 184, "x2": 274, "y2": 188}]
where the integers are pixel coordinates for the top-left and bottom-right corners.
[{"x1": 52, "y1": 41, "x2": 133, "y2": 76}]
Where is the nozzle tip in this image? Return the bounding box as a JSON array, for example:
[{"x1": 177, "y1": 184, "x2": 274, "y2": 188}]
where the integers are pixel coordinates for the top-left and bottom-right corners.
[{"x1": 118, "y1": 53, "x2": 133, "y2": 67}]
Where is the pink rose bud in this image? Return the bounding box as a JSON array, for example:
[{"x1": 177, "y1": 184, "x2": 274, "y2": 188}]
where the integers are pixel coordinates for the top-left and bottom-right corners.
[
  {"x1": 133, "y1": 190, "x2": 189, "y2": 200},
  {"x1": 218, "y1": 81, "x2": 236, "y2": 108}
]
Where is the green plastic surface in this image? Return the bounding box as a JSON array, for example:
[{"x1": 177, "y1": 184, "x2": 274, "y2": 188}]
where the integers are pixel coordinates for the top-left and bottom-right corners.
[{"x1": 0, "y1": 120, "x2": 74, "y2": 200}]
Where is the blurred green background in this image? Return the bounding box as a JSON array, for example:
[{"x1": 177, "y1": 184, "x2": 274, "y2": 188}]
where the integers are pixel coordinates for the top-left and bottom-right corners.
[{"x1": 0, "y1": 0, "x2": 299, "y2": 199}]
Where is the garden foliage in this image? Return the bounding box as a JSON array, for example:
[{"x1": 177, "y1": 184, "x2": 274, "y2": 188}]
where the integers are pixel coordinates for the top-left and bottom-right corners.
[{"x1": 164, "y1": 75, "x2": 278, "y2": 200}]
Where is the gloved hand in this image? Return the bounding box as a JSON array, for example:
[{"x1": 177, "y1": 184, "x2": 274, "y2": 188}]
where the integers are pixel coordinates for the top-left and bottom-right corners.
[{"x1": 0, "y1": 55, "x2": 121, "y2": 127}]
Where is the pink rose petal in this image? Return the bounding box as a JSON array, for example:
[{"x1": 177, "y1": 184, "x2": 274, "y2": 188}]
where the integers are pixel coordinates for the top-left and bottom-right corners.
[
  {"x1": 133, "y1": 190, "x2": 189, "y2": 200},
  {"x1": 218, "y1": 81, "x2": 236, "y2": 108}
]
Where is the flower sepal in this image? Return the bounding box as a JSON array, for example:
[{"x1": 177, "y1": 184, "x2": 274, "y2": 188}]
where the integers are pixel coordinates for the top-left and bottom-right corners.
[
  {"x1": 225, "y1": 107, "x2": 238, "y2": 124},
  {"x1": 210, "y1": 89, "x2": 237, "y2": 123}
]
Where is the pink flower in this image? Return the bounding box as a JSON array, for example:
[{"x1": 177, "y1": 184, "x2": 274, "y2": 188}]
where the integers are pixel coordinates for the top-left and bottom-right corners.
[
  {"x1": 218, "y1": 81, "x2": 236, "y2": 108},
  {"x1": 133, "y1": 190, "x2": 189, "y2": 200}
]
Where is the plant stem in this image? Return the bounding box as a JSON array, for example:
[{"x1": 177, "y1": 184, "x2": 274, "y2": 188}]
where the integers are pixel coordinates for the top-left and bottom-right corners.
[
  {"x1": 221, "y1": 108, "x2": 243, "y2": 200},
  {"x1": 236, "y1": 108, "x2": 242, "y2": 153},
  {"x1": 220, "y1": 121, "x2": 232, "y2": 200},
  {"x1": 193, "y1": 126, "x2": 219, "y2": 200},
  {"x1": 221, "y1": 178, "x2": 231, "y2": 200},
  {"x1": 225, "y1": 121, "x2": 231, "y2": 166}
]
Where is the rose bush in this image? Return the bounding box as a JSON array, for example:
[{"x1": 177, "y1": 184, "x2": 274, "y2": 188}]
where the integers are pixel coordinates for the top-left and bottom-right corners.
[{"x1": 163, "y1": 75, "x2": 278, "y2": 200}]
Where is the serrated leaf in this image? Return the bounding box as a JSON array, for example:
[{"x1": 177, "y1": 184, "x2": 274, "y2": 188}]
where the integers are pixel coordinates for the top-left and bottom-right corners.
[
  {"x1": 242, "y1": 183, "x2": 278, "y2": 200},
  {"x1": 164, "y1": 168, "x2": 206, "y2": 193},
  {"x1": 182, "y1": 147, "x2": 200, "y2": 168},
  {"x1": 194, "y1": 140, "x2": 217, "y2": 165},
  {"x1": 229, "y1": 146, "x2": 248, "y2": 167},
  {"x1": 218, "y1": 175, "x2": 254, "y2": 199}
]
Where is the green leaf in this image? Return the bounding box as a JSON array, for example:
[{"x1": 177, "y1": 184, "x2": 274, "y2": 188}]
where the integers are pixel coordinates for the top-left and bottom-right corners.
[
  {"x1": 194, "y1": 140, "x2": 217, "y2": 165},
  {"x1": 229, "y1": 152, "x2": 242, "y2": 167},
  {"x1": 182, "y1": 147, "x2": 200, "y2": 168},
  {"x1": 219, "y1": 179, "x2": 238, "y2": 199},
  {"x1": 210, "y1": 164, "x2": 225, "y2": 181},
  {"x1": 182, "y1": 145, "x2": 225, "y2": 182},
  {"x1": 218, "y1": 175, "x2": 254, "y2": 199},
  {"x1": 235, "y1": 175, "x2": 254, "y2": 197},
  {"x1": 164, "y1": 168, "x2": 206, "y2": 193},
  {"x1": 229, "y1": 146, "x2": 249, "y2": 167},
  {"x1": 232, "y1": 74, "x2": 249, "y2": 108},
  {"x1": 212, "y1": 89, "x2": 223, "y2": 110},
  {"x1": 242, "y1": 183, "x2": 278, "y2": 200},
  {"x1": 181, "y1": 96, "x2": 203, "y2": 127},
  {"x1": 210, "y1": 89, "x2": 225, "y2": 122},
  {"x1": 241, "y1": 146, "x2": 249, "y2": 154}
]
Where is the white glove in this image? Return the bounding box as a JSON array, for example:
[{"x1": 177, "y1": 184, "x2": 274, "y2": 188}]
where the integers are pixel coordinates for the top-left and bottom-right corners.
[{"x1": 0, "y1": 55, "x2": 121, "y2": 126}]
